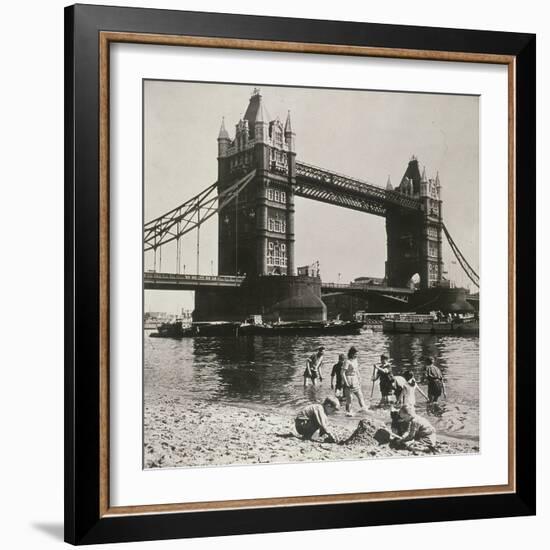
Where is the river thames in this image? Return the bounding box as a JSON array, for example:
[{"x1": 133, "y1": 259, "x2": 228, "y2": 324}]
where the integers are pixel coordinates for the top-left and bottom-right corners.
[{"x1": 144, "y1": 331, "x2": 479, "y2": 442}]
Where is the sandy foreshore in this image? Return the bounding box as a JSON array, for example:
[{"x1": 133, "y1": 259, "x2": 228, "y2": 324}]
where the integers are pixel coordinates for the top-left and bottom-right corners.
[{"x1": 144, "y1": 393, "x2": 479, "y2": 469}]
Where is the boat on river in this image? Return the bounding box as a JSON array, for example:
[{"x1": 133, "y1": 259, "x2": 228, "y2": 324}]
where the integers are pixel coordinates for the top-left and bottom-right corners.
[
  {"x1": 382, "y1": 314, "x2": 478, "y2": 335},
  {"x1": 149, "y1": 320, "x2": 187, "y2": 338},
  {"x1": 238, "y1": 319, "x2": 364, "y2": 336},
  {"x1": 150, "y1": 317, "x2": 364, "y2": 338}
]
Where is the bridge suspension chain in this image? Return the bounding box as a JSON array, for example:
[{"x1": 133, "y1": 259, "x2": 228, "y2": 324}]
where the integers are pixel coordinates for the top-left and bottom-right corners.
[
  {"x1": 143, "y1": 170, "x2": 256, "y2": 252},
  {"x1": 442, "y1": 223, "x2": 479, "y2": 288}
]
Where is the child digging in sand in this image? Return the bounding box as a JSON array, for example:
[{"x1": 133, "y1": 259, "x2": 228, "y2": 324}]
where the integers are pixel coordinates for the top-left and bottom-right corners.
[
  {"x1": 393, "y1": 405, "x2": 437, "y2": 452},
  {"x1": 294, "y1": 396, "x2": 340, "y2": 443}
]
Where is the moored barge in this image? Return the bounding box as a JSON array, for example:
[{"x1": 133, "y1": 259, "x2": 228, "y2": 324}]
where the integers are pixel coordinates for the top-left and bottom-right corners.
[
  {"x1": 382, "y1": 314, "x2": 478, "y2": 335},
  {"x1": 150, "y1": 318, "x2": 364, "y2": 338}
]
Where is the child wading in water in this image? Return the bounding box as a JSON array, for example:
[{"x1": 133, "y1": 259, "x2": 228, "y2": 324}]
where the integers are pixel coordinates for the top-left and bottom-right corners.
[
  {"x1": 303, "y1": 346, "x2": 325, "y2": 387},
  {"x1": 331, "y1": 353, "x2": 346, "y2": 398},
  {"x1": 342, "y1": 346, "x2": 366, "y2": 416},
  {"x1": 371, "y1": 354, "x2": 394, "y2": 405},
  {"x1": 294, "y1": 396, "x2": 340, "y2": 443},
  {"x1": 424, "y1": 357, "x2": 445, "y2": 402},
  {"x1": 394, "y1": 370, "x2": 428, "y2": 407}
]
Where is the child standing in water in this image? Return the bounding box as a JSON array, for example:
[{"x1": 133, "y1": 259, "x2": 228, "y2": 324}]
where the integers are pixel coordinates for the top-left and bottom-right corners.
[
  {"x1": 424, "y1": 357, "x2": 445, "y2": 402},
  {"x1": 342, "y1": 346, "x2": 367, "y2": 416},
  {"x1": 394, "y1": 370, "x2": 422, "y2": 407},
  {"x1": 371, "y1": 354, "x2": 395, "y2": 405},
  {"x1": 331, "y1": 353, "x2": 346, "y2": 398}
]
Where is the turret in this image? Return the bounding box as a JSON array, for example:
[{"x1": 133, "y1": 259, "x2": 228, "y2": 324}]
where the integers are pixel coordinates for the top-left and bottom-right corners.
[
  {"x1": 386, "y1": 175, "x2": 393, "y2": 191},
  {"x1": 420, "y1": 166, "x2": 429, "y2": 197},
  {"x1": 284, "y1": 110, "x2": 295, "y2": 152},
  {"x1": 255, "y1": 105, "x2": 268, "y2": 144},
  {"x1": 397, "y1": 155, "x2": 422, "y2": 195},
  {"x1": 399, "y1": 176, "x2": 408, "y2": 195},
  {"x1": 242, "y1": 88, "x2": 268, "y2": 144},
  {"x1": 217, "y1": 117, "x2": 231, "y2": 157}
]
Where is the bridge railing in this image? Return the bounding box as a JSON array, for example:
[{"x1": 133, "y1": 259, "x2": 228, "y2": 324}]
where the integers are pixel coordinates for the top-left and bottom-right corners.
[
  {"x1": 321, "y1": 282, "x2": 414, "y2": 294},
  {"x1": 144, "y1": 272, "x2": 245, "y2": 283},
  {"x1": 321, "y1": 282, "x2": 353, "y2": 289}
]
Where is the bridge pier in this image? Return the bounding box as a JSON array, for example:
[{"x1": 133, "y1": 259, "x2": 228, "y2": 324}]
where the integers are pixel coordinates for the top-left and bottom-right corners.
[
  {"x1": 321, "y1": 292, "x2": 411, "y2": 320},
  {"x1": 408, "y1": 286, "x2": 475, "y2": 314},
  {"x1": 193, "y1": 275, "x2": 326, "y2": 323}
]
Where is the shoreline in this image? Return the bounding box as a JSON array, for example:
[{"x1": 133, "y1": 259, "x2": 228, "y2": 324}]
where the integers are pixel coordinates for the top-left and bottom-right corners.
[{"x1": 144, "y1": 394, "x2": 479, "y2": 469}]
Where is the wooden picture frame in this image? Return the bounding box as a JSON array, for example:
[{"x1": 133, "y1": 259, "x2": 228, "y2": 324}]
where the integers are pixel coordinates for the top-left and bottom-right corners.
[{"x1": 65, "y1": 3, "x2": 536, "y2": 545}]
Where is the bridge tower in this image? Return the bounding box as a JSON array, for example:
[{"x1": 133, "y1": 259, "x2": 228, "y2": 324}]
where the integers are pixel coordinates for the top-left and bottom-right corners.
[
  {"x1": 193, "y1": 88, "x2": 325, "y2": 322},
  {"x1": 385, "y1": 156, "x2": 444, "y2": 289},
  {"x1": 217, "y1": 89, "x2": 296, "y2": 277}
]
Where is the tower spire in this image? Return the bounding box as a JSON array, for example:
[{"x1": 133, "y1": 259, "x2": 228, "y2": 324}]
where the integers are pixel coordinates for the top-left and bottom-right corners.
[
  {"x1": 218, "y1": 117, "x2": 230, "y2": 140},
  {"x1": 421, "y1": 166, "x2": 427, "y2": 182},
  {"x1": 386, "y1": 175, "x2": 393, "y2": 190},
  {"x1": 255, "y1": 96, "x2": 267, "y2": 123},
  {"x1": 217, "y1": 117, "x2": 231, "y2": 157},
  {"x1": 284, "y1": 110, "x2": 293, "y2": 134}
]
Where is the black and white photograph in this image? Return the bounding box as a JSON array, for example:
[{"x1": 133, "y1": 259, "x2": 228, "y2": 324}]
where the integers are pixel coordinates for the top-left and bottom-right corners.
[
  {"x1": 143, "y1": 82, "x2": 480, "y2": 469},
  {"x1": 0, "y1": 0, "x2": 543, "y2": 545}
]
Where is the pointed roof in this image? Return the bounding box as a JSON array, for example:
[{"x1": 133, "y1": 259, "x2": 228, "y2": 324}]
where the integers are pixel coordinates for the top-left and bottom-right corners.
[
  {"x1": 284, "y1": 110, "x2": 293, "y2": 134},
  {"x1": 435, "y1": 171, "x2": 441, "y2": 186},
  {"x1": 421, "y1": 166, "x2": 427, "y2": 182},
  {"x1": 218, "y1": 117, "x2": 230, "y2": 140},
  {"x1": 386, "y1": 175, "x2": 393, "y2": 190},
  {"x1": 243, "y1": 89, "x2": 270, "y2": 129},
  {"x1": 400, "y1": 156, "x2": 422, "y2": 194}
]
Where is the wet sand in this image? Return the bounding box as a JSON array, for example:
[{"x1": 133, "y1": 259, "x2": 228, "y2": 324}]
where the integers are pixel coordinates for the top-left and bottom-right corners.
[{"x1": 144, "y1": 394, "x2": 479, "y2": 469}]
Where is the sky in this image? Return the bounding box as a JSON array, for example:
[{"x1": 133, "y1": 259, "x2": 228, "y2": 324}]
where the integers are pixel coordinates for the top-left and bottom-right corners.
[{"x1": 144, "y1": 81, "x2": 479, "y2": 314}]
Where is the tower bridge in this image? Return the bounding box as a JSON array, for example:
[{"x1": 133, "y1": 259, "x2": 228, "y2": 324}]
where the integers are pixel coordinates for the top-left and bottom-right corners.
[{"x1": 144, "y1": 89, "x2": 478, "y2": 322}]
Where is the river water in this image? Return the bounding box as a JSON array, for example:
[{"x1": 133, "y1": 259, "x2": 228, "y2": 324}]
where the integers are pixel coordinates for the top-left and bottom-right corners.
[{"x1": 144, "y1": 331, "x2": 479, "y2": 441}]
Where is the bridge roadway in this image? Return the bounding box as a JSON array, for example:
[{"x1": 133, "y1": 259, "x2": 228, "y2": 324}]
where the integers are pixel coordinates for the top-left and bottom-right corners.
[
  {"x1": 144, "y1": 272, "x2": 244, "y2": 291},
  {"x1": 143, "y1": 271, "x2": 414, "y2": 296}
]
